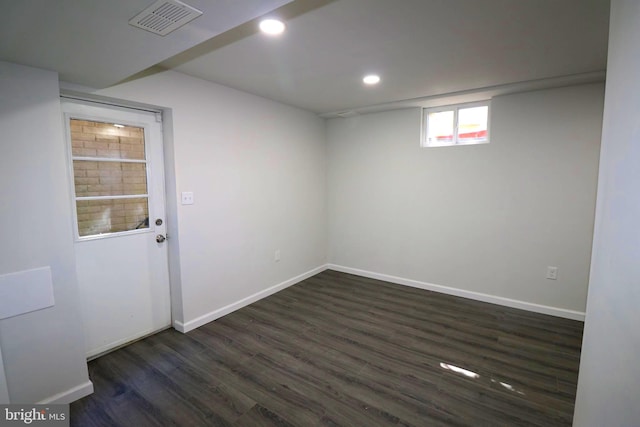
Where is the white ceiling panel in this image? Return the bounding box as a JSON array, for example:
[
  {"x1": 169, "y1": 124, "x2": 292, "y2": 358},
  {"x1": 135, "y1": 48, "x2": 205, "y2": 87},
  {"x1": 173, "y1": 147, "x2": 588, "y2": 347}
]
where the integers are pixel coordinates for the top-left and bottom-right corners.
[
  {"x1": 0, "y1": 0, "x2": 293, "y2": 87},
  {"x1": 168, "y1": 0, "x2": 610, "y2": 113},
  {"x1": 0, "y1": 0, "x2": 609, "y2": 113}
]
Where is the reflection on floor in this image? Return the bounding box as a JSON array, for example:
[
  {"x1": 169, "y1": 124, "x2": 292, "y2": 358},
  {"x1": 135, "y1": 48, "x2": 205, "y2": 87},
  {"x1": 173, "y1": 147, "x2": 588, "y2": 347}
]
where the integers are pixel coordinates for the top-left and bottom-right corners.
[{"x1": 71, "y1": 270, "x2": 583, "y2": 426}]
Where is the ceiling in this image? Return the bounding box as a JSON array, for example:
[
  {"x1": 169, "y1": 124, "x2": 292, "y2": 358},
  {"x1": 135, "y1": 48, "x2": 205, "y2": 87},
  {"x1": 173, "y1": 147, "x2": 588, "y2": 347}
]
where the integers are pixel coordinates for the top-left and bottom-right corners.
[
  {"x1": 0, "y1": 0, "x2": 610, "y2": 115},
  {"x1": 0, "y1": 0, "x2": 293, "y2": 87}
]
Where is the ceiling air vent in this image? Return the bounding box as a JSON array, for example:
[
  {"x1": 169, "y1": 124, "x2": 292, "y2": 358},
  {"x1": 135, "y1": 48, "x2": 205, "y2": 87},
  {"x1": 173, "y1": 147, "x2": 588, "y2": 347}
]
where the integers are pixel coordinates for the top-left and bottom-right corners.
[{"x1": 129, "y1": 0, "x2": 202, "y2": 36}]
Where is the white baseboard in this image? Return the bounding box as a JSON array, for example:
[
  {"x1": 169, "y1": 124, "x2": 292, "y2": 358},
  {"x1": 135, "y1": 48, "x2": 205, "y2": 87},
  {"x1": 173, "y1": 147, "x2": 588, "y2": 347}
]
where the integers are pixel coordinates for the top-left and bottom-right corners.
[
  {"x1": 327, "y1": 264, "x2": 586, "y2": 321},
  {"x1": 173, "y1": 262, "x2": 585, "y2": 334},
  {"x1": 174, "y1": 265, "x2": 329, "y2": 333},
  {"x1": 38, "y1": 380, "x2": 94, "y2": 404}
]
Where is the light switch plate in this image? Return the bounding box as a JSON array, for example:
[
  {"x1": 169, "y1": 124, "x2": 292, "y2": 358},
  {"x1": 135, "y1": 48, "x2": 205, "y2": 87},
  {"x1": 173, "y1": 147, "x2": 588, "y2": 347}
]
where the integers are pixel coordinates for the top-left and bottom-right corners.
[{"x1": 181, "y1": 191, "x2": 194, "y2": 205}]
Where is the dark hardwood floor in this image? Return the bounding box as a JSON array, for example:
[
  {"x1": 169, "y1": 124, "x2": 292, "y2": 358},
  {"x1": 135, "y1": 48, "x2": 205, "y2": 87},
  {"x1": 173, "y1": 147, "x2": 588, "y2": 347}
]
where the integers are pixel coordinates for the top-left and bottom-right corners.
[{"x1": 71, "y1": 270, "x2": 583, "y2": 426}]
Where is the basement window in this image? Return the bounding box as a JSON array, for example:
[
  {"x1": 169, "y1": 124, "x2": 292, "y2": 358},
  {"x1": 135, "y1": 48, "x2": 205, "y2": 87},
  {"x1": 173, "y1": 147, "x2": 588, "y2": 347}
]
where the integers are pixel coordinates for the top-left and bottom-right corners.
[{"x1": 422, "y1": 101, "x2": 490, "y2": 147}]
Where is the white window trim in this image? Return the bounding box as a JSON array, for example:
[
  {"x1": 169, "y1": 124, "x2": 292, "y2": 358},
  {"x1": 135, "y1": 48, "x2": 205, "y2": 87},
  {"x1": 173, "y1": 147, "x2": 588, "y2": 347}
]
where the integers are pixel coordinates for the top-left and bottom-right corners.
[
  {"x1": 63, "y1": 112, "x2": 155, "y2": 241},
  {"x1": 421, "y1": 100, "x2": 491, "y2": 148}
]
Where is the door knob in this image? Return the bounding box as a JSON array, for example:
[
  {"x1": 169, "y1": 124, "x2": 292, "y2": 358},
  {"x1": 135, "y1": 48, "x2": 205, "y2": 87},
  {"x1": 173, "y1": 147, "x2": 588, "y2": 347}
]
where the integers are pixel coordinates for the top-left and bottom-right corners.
[{"x1": 156, "y1": 234, "x2": 166, "y2": 243}]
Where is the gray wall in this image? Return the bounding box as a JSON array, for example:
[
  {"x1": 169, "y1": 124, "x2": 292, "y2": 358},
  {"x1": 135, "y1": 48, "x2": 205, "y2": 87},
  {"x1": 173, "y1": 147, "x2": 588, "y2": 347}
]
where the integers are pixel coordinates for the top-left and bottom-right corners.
[
  {"x1": 574, "y1": 0, "x2": 640, "y2": 424},
  {"x1": 327, "y1": 84, "x2": 603, "y2": 314},
  {"x1": 95, "y1": 70, "x2": 328, "y2": 329},
  {"x1": 0, "y1": 61, "x2": 90, "y2": 402}
]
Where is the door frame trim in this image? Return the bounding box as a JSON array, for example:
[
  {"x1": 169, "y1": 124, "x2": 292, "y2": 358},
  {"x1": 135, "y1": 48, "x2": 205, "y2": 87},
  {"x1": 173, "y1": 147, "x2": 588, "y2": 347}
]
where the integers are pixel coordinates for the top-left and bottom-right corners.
[{"x1": 61, "y1": 93, "x2": 162, "y2": 115}]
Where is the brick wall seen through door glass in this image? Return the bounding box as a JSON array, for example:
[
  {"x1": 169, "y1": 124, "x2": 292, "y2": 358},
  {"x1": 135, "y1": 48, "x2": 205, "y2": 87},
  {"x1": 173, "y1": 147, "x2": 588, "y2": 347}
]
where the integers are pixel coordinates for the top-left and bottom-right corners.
[{"x1": 70, "y1": 119, "x2": 149, "y2": 237}]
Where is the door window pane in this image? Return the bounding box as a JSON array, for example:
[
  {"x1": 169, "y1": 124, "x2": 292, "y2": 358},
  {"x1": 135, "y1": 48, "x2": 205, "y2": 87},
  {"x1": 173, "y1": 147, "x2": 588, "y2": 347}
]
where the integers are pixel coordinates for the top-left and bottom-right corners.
[
  {"x1": 69, "y1": 118, "x2": 150, "y2": 238},
  {"x1": 76, "y1": 198, "x2": 149, "y2": 237},
  {"x1": 426, "y1": 110, "x2": 454, "y2": 146},
  {"x1": 457, "y1": 106, "x2": 488, "y2": 144},
  {"x1": 70, "y1": 119, "x2": 145, "y2": 160},
  {"x1": 73, "y1": 161, "x2": 147, "y2": 197}
]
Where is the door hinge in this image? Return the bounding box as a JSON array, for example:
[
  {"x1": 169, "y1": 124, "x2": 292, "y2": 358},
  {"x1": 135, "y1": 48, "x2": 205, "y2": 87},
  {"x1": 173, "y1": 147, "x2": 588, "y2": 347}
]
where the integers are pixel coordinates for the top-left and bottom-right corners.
[{"x1": 155, "y1": 112, "x2": 163, "y2": 123}]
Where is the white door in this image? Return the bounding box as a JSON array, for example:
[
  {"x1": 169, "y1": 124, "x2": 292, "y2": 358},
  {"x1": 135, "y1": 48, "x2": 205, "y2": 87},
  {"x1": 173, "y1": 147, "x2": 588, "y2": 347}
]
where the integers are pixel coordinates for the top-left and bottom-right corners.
[{"x1": 61, "y1": 99, "x2": 171, "y2": 359}]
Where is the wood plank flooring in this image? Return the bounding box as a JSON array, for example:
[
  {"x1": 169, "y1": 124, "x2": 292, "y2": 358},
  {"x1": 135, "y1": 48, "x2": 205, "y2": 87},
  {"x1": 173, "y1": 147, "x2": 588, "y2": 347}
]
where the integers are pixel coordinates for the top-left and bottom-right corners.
[{"x1": 70, "y1": 270, "x2": 584, "y2": 426}]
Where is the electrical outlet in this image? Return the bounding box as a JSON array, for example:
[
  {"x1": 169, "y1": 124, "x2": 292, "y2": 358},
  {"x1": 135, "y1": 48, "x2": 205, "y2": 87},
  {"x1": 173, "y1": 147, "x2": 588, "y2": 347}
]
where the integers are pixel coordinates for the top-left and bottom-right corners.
[
  {"x1": 274, "y1": 250, "x2": 281, "y2": 262},
  {"x1": 546, "y1": 266, "x2": 558, "y2": 280}
]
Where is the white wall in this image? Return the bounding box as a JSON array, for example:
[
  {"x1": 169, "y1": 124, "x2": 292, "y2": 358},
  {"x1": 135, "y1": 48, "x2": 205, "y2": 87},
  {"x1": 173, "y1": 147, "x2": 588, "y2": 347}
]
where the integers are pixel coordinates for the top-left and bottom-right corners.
[
  {"x1": 94, "y1": 70, "x2": 327, "y2": 329},
  {"x1": 574, "y1": 1, "x2": 640, "y2": 424},
  {"x1": 0, "y1": 345, "x2": 8, "y2": 403},
  {"x1": 327, "y1": 84, "x2": 603, "y2": 315},
  {"x1": 0, "y1": 61, "x2": 91, "y2": 402}
]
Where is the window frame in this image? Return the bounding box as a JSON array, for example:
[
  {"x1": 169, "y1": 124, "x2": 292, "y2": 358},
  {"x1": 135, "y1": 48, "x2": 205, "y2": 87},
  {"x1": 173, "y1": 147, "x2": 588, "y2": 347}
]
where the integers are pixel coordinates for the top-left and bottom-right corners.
[
  {"x1": 421, "y1": 100, "x2": 491, "y2": 148},
  {"x1": 63, "y1": 112, "x2": 156, "y2": 242}
]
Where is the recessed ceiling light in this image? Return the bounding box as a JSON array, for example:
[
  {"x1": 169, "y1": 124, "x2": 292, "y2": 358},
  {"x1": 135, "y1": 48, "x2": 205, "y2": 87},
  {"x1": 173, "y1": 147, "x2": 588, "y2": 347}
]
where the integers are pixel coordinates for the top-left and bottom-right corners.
[
  {"x1": 259, "y1": 19, "x2": 286, "y2": 35},
  {"x1": 363, "y1": 74, "x2": 381, "y2": 85}
]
